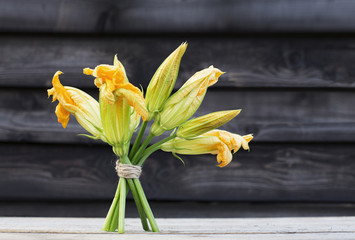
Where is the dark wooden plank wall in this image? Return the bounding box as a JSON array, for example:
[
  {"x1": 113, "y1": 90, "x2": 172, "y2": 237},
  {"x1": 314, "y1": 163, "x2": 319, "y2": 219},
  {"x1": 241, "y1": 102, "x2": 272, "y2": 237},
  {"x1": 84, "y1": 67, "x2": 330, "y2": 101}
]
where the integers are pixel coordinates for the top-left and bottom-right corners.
[
  {"x1": 3, "y1": 37, "x2": 355, "y2": 89},
  {"x1": 1, "y1": 0, "x2": 355, "y2": 211},
  {"x1": 2, "y1": 143, "x2": 355, "y2": 202},
  {"x1": 3, "y1": 0, "x2": 355, "y2": 33}
]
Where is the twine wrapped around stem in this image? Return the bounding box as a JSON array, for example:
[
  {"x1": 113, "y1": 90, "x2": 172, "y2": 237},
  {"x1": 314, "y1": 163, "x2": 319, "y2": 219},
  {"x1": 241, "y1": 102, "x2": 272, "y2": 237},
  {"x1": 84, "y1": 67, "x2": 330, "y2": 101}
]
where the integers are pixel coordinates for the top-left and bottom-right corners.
[{"x1": 115, "y1": 160, "x2": 142, "y2": 179}]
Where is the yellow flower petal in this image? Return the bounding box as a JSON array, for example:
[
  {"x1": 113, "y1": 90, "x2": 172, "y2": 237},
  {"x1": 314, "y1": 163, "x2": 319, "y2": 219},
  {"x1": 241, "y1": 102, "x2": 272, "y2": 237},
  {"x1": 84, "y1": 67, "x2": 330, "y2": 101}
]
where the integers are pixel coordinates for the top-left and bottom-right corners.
[
  {"x1": 48, "y1": 71, "x2": 104, "y2": 140},
  {"x1": 84, "y1": 63, "x2": 127, "y2": 104},
  {"x1": 161, "y1": 135, "x2": 232, "y2": 168},
  {"x1": 162, "y1": 129, "x2": 252, "y2": 167},
  {"x1": 203, "y1": 130, "x2": 253, "y2": 153},
  {"x1": 84, "y1": 57, "x2": 148, "y2": 122},
  {"x1": 48, "y1": 71, "x2": 75, "y2": 128},
  {"x1": 84, "y1": 64, "x2": 126, "y2": 86},
  {"x1": 115, "y1": 83, "x2": 149, "y2": 121},
  {"x1": 48, "y1": 71, "x2": 75, "y2": 106},
  {"x1": 84, "y1": 57, "x2": 149, "y2": 156},
  {"x1": 54, "y1": 102, "x2": 70, "y2": 128},
  {"x1": 216, "y1": 142, "x2": 233, "y2": 167}
]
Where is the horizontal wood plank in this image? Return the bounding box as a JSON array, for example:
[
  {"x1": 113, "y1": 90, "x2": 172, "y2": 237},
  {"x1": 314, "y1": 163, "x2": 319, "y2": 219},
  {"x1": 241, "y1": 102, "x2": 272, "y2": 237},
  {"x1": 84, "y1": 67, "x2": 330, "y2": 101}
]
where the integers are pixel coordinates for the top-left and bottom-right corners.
[
  {"x1": 2, "y1": 201, "x2": 355, "y2": 218},
  {"x1": 0, "y1": 217, "x2": 354, "y2": 240},
  {"x1": 2, "y1": 0, "x2": 355, "y2": 33},
  {"x1": 1, "y1": 143, "x2": 355, "y2": 201},
  {"x1": 2, "y1": 36, "x2": 355, "y2": 88},
  {"x1": 1, "y1": 233, "x2": 354, "y2": 240},
  {"x1": 1, "y1": 89, "x2": 354, "y2": 143}
]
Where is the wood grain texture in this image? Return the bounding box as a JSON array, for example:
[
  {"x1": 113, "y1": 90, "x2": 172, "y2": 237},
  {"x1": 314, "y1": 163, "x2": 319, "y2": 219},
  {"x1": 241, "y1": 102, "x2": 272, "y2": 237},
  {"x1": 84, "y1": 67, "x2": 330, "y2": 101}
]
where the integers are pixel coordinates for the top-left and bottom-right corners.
[
  {"x1": 1, "y1": 233, "x2": 354, "y2": 240},
  {"x1": 1, "y1": 89, "x2": 354, "y2": 144},
  {"x1": 2, "y1": 0, "x2": 355, "y2": 33},
  {"x1": 3, "y1": 201, "x2": 355, "y2": 218},
  {"x1": 1, "y1": 143, "x2": 355, "y2": 201},
  {"x1": 2, "y1": 36, "x2": 355, "y2": 88},
  {"x1": 0, "y1": 217, "x2": 354, "y2": 240}
]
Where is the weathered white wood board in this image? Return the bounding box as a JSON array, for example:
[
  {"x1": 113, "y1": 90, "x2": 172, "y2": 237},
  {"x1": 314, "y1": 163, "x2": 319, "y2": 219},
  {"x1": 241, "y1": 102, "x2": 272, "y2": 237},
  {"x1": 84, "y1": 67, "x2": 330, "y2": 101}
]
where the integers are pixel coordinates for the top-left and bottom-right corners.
[
  {"x1": 0, "y1": 217, "x2": 354, "y2": 240},
  {"x1": 0, "y1": 232, "x2": 354, "y2": 240}
]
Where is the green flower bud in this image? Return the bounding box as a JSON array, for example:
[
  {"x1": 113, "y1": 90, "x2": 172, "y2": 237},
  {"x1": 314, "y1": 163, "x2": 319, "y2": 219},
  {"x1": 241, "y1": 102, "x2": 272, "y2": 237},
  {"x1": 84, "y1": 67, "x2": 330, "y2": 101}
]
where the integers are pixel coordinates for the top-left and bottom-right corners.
[{"x1": 145, "y1": 43, "x2": 187, "y2": 120}]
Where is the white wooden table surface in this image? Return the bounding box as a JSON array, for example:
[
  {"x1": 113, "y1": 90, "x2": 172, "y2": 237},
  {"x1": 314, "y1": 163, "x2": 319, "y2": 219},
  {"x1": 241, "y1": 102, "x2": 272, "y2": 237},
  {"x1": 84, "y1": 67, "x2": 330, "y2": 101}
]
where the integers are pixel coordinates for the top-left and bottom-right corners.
[{"x1": 0, "y1": 217, "x2": 354, "y2": 240}]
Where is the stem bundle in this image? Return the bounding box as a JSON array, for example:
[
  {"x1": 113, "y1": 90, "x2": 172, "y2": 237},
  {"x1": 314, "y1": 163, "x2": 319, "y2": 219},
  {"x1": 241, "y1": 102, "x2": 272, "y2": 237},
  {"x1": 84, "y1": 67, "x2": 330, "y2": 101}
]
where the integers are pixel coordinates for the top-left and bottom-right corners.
[{"x1": 102, "y1": 123, "x2": 165, "y2": 233}]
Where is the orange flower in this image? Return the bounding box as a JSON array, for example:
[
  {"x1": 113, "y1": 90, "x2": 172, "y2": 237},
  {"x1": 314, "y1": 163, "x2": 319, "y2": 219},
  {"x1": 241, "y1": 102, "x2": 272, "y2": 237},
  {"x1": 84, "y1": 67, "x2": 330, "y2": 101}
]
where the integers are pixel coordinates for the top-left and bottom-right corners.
[
  {"x1": 47, "y1": 71, "x2": 105, "y2": 140},
  {"x1": 84, "y1": 56, "x2": 149, "y2": 156},
  {"x1": 204, "y1": 130, "x2": 253, "y2": 154},
  {"x1": 161, "y1": 130, "x2": 253, "y2": 167},
  {"x1": 84, "y1": 56, "x2": 148, "y2": 121}
]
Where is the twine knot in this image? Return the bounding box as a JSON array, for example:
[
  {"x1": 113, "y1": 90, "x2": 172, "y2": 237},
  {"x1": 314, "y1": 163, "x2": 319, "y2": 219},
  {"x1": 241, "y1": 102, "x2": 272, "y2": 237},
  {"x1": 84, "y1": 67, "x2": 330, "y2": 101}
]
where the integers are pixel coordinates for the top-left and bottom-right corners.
[{"x1": 115, "y1": 160, "x2": 142, "y2": 179}]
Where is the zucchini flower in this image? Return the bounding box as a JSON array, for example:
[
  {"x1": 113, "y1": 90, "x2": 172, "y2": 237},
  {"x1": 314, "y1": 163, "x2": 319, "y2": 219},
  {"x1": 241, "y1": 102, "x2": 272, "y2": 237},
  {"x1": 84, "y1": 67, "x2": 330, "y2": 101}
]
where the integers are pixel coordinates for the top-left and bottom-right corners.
[
  {"x1": 84, "y1": 56, "x2": 148, "y2": 156},
  {"x1": 145, "y1": 43, "x2": 187, "y2": 120},
  {"x1": 151, "y1": 66, "x2": 224, "y2": 136},
  {"x1": 47, "y1": 71, "x2": 105, "y2": 141},
  {"x1": 161, "y1": 130, "x2": 253, "y2": 167},
  {"x1": 204, "y1": 130, "x2": 253, "y2": 154},
  {"x1": 176, "y1": 109, "x2": 241, "y2": 139}
]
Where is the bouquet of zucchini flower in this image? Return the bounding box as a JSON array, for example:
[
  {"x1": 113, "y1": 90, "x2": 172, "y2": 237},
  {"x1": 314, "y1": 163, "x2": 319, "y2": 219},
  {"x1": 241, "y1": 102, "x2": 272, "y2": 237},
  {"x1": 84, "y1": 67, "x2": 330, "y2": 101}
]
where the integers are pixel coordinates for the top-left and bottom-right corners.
[{"x1": 47, "y1": 43, "x2": 253, "y2": 233}]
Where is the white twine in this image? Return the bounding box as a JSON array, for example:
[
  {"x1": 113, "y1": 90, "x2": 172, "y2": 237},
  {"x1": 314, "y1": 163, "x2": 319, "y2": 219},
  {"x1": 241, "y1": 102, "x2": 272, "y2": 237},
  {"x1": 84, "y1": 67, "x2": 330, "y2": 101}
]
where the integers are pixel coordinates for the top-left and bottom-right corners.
[{"x1": 115, "y1": 160, "x2": 142, "y2": 179}]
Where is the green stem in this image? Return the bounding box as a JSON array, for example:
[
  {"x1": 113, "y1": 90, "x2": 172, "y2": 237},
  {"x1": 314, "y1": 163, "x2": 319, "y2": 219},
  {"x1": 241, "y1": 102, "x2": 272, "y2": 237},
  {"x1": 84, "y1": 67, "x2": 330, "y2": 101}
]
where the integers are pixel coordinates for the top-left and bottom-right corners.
[
  {"x1": 131, "y1": 133, "x2": 155, "y2": 165},
  {"x1": 126, "y1": 179, "x2": 150, "y2": 231},
  {"x1": 121, "y1": 156, "x2": 150, "y2": 231},
  {"x1": 137, "y1": 134, "x2": 176, "y2": 166},
  {"x1": 129, "y1": 121, "x2": 148, "y2": 159},
  {"x1": 118, "y1": 178, "x2": 126, "y2": 233},
  {"x1": 111, "y1": 179, "x2": 124, "y2": 232},
  {"x1": 133, "y1": 179, "x2": 159, "y2": 232},
  {"x1": 102, "y1": 181, "x2": 120, "y2": 232}
]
